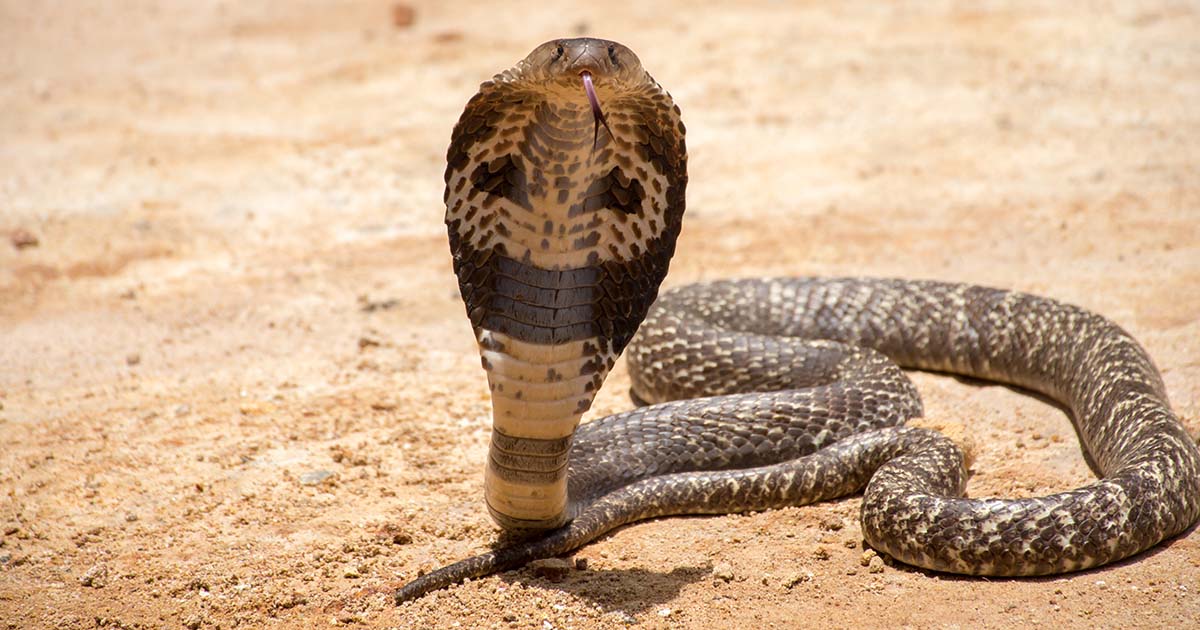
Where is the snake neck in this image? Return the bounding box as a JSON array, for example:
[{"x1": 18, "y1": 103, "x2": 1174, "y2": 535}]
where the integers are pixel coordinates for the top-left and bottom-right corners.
[{"x1": 444, "y1": 65, "x2": 687, "y2": 530}]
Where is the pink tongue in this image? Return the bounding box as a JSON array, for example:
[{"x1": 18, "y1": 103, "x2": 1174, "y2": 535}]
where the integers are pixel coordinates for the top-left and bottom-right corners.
[{"x1": 581, "y1": 71, "x2": 612, "y2": 149}]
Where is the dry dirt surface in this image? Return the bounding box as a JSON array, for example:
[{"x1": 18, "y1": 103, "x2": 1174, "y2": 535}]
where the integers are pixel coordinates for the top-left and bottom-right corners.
[{"x1": 3, "y1": 1, "x2": 1199, "y2": 628}]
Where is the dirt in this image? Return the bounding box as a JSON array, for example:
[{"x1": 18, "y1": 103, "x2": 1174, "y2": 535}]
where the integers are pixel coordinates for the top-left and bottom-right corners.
[{"x1": 2, "y1": 1, "x2": 1199, "y2": 628}]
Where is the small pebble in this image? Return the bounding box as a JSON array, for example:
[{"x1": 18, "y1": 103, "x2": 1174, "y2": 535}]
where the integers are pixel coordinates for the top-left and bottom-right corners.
[
  {"x1": 528, "y1": 558, "x2": 572, "y2": 580},
  {"x1": 80, "y1": 563, "x2": 109, "y2": 588},
  {"x1": 9, "y1": 228, "x2": 38, "y2": 249},
  {"x1": 782, "y1": 570, "x2": 814, "y2": 589},
  {"x1": 712, "y1": 562, "x2": 735, "y2": 582},
  {"x1": 391, "y1": 3, "x2": 416, "y2": 28},
  {"x1": 819, "y1": 515, "x2": 844, "y2": 531},
  {"x1": 573, "y1": 557, "x2": 588, "y2": 571},
  {"x1": 300, "y1": 470, "x2": 335, "y2": 486},
  {"x1": 608, "y1": 611, "x2": 637, "y2": 625}
]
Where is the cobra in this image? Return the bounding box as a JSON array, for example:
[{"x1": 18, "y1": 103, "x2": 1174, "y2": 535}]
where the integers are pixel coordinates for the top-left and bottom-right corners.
[{"x1": 397, "y1": 37, "x2": 1200, "y2": 602}]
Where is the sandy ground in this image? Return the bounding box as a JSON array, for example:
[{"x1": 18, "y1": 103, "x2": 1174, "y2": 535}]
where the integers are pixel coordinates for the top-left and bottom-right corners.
[{"x1": 2, "y1": 1, "x2": 1199, "y2": 628}]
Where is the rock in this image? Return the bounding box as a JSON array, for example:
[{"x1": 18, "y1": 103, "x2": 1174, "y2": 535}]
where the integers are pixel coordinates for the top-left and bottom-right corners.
[
  {"x1": 374, "y1": 523, "x2": 413, "y2": 545},
  {"x1": 80, "y1": 563, "x2": 109, "y2": 588},
  {"x1": 272, "y1": 591, "x2": 307, "y2": 611},
  {"x1": 712, "y1": 562, "x2": 735, "y2": 582},
  {"x1": 860, "y1": 550, "x2": 878, "y2": 567},
  {"x1": 812, "y1": 546, "x2": 830, "y2": 561},
  {"x1": 782, "y1": 570, "x2": 814, "y2": 589},
  {"x1": 573, "y1": 557, "x2": 588, "y2": 571},
  {"x1": 819, "y1": 515, "x2": 844, "y2": 531},
  {"x1": 528, "y1": 558, "x2": 571, "y2": 580},
  {"x1": 238, "y1": 401, "x2": 275, "y2": 416},
  {"x1": 334, "y1": 611, "x2": 361, "y2": 625},
  {"x1": 300, "y1": 470, "x2": 335, "y2": 486},
  {"x1": 9, "y1": 228, "x2": 38, "y2": 249},
  {"x1": 607, "y1": 611, "x2": 637, "y2": 625},
  {"x1": 391, "y1": 4, "x2": 416, "y2": 28}
]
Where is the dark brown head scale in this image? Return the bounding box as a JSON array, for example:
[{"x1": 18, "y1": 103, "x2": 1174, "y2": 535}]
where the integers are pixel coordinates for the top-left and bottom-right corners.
[{"x1": 509, "y1": 38, "x2": 648, "y2": 94}]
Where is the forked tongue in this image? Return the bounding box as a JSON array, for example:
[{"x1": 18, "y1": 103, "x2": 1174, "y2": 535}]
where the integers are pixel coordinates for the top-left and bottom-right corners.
[{"x1": 581, "y1": 71, "x2": 612, "y2": 150}]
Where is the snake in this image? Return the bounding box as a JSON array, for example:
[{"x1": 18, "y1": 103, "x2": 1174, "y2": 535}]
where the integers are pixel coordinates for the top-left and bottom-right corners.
[{"x1": 395, "y1": 38, "x2": 1200, "y2": 603}]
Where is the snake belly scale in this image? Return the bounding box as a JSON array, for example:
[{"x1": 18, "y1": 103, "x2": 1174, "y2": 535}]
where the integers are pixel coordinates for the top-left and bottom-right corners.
[{"x1": 395, "y1": 38, "x2": 1200, "y2": 602}]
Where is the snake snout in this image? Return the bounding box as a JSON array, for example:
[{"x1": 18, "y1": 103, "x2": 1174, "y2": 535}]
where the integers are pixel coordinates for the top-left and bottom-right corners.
[{"x1": 558, "y1": 38, "x2": 613, "y2": 75}]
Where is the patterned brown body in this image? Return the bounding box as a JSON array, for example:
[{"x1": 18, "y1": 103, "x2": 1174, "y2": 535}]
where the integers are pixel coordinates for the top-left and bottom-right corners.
[
  {"x1": 404, "y1": 38, "x2": 1200, "y2": 602},
  {"x1": 444, "y1": 39, "x2": 686, "y2": 529}
]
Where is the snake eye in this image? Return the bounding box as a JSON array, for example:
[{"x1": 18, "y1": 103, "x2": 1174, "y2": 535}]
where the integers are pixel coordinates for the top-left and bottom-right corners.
[
  {"x1": 554, "y1": 44, "x2": 564, "y2": 60},
  {"x1": 607, "y1": 44, "x2": 618, "y2": 64}
]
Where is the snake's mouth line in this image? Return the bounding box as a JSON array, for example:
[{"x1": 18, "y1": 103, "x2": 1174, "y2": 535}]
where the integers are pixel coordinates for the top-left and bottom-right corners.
[{"x1": 581, "y1": 70, "x2": 613, "y2": 149}]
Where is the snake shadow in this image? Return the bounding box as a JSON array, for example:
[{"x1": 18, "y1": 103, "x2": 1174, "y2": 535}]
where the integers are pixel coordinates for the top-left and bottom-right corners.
[
  {"x1": 497, "y1": 554, "x2": 710, "y2": 614},
  {"x1": 489, "y1": 519, "x2": 714, "y2": 612}
]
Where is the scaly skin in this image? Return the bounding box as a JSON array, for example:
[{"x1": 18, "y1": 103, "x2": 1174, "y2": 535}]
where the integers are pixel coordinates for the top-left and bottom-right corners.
[{"x1": 399, "y1": 38, "x2": 1200, "y2": 604}]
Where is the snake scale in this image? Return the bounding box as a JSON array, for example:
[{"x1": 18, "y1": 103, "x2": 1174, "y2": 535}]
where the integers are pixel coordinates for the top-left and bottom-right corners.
[{"x1": 395, "y1": 38, "x2": 1200, "y2": 603}]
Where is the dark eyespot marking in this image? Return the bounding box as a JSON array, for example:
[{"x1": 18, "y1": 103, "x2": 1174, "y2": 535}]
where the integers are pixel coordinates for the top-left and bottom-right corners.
[
  {"x1": 575, "y1": 167, "x2": 645, "y2": 217},
  {"x1": 607, "y1": 44, "x2": 618, "y2": 65},
  {"x1": 470, "y1": 155, "x2": 532, "y2": 211},
  {"x1": 554, "y1": 43, "x2": 565, "y2": 60}
]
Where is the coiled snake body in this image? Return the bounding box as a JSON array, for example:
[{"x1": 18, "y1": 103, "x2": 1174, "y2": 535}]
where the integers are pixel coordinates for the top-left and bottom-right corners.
[{"x1": 396, "y1": 38, "x2": 1200, "y2": 602}]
